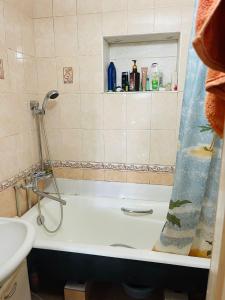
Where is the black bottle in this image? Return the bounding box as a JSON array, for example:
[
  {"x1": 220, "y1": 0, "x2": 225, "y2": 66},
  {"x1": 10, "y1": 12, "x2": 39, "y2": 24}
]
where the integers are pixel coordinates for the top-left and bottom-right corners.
[{"x1": 122, "y1": 72, "x2": 129, "y2": 91}]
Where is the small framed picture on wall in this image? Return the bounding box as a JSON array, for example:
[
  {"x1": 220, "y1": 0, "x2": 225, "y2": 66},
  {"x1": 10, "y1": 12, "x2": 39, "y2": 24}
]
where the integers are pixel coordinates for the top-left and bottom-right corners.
[{"x1": 63, "y1": 67, "x2": 73, "y2": 84}]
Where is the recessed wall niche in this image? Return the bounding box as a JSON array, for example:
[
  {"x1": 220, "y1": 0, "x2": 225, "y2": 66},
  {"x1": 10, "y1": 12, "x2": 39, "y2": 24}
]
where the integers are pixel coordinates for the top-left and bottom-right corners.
[{"x1": 103, "y1": 32, "x2": 180, "y2": 92}]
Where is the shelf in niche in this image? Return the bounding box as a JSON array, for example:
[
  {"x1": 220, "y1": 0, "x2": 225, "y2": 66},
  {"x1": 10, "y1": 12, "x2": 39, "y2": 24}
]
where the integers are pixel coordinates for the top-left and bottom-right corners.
[
  {"x1": 103, "y1": 32, "x2": 181, "y2": 93},
  {"x1": 104, "y1": 91, "x2": 179, "y2": 94}
]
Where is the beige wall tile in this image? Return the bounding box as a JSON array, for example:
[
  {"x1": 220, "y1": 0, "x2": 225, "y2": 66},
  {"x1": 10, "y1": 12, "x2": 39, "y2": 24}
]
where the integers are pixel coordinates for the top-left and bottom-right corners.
[
  {"x1": 15, "y1": 179, "x2": 28, "y2": 215},
  {"x1": 0, "y1": 135, "x2": 19, "y2": 181},
  {"x1": 0, "y1": 93, "x2": 19, "y2": 138},
  {"x1": 150, "y1": 130, "x2": 177, "y2": 165},
  {"x1": 126, "y1": 171, "x2": 150, "y2": 184},
  {"x1": 102, "y1": 0, "x2": 127, "y2": 12},
  {"x1": 155, "y1": 0, "x2": 194, "y2": 7},
  {"x1": 66, "y1": 168, "x2": 83, "y2": 179},
  {"x1": 81, "y1": 93, "x2": 103, "y2": 129},
  {"x1": 128, "y1": 0, "x2": 154, "y2": 10},
  {"x1": 102, "y1": 11, "x2": 127, "y2": 36},
  {"x1": 104, "y1": 130, "x2": 126, "y2": 163},
  {"x1": 77, "y1": 0, "x2": 102, "y2": 14},
  {"x1": 82, "y1": 130, "x2": 105, "y2": 161},
  {"x1": 54, "y1": 167, "x2": 83, "y2": 179},
  {"x1": 126, "y1": 93, "x2": 151, "y2": 130},
  {"x1": 29, "y1": 189, "x2": 38, "y2": 206},
  {"x1": 0, "y1": 188, "x2": 17, "y2": 217},
  {"x1": 53, "y1": 167, "x2": 67, "y2": 178},
  {"x1": 79, "y1": 55, "x2": 103, "y2": 92},
  {"x1": 53, "y1": 0, "x2": 77, "y2": 16},
  {"x1": 19, "y1": 95, "x2": 35, "y2": 132},
  {"x1": 154, "y1": 6, "x2": 181, "y2": 33},
  {"x1": 20, "y1": 0, "x2": 33, "y2": 17},
  {"x1": 30, "y1": 129, "x2": 40, "y2": 165},
  {"x1": 103, "y1": 93, "x2": 126, "y2": 129},
  {"x1": 7, "y1": 49, "x2": 25, "y2": 92},
  {"x1": 127, "y1": 130, "x2": 150, "y2": 164},
  {"x1": 83, "y1": 169, "x2": 105, "y2": 181},
  {"x1": 17, "y1": 132, "x2": 34, "y2": 171},
  {"x1": 34, "y1": 18, "x2": 54, "y2": 58},
  {"x1": 181, "y1": 5, "x2": 194, "y2": 35},
  {"x1": 33, "y1": 0, "x2": 53, "y2": 18},
  {"x1": 60, "y1": 94, "x2": 81, "y2": 129},
  {"x1": 104, "y1": 170, "x2": 127, "y2": 182},
  {"x1": 54, "y1": 16, "x2": 78, "y2": 57},
  {"x1": 149, "y1": 172, "x2": 174, "y2": 185},
  {"x1": 21, "y1": 16, "x2": 35, "y2": 56},
  {"x1": 61, "y1": 129, "x2": 82, "y2": 161},
  {"x1": 0, "y1": 0, "x2": 5, "y2": 43},
  {"x1": 44, "y1": 97, "x2": 61, "y2": 129},
  {"x1": 151, "y1": 92, "x2": 178, "y2": 130},
  {"x1": 36, "y1": 58, "x2": 58, "y2": 92},
  {"x1": 127, "y1": 10, "x2": 154, "y2": 35},
  {"x1": 0, "y1": 46, "x2": 10, "y2": 92},
  {"x1": 46, "y1": 128, "x2": 64, "y2": 161},
  {"x1": 23, "y1": 56, "x2": 37, "y2": 93},
  {"x1": 5, "y1": 8, "x2": 23, "y2": 52},
  {"x1": 78, "y1": 14, "x2": 102, "y2": 56}
]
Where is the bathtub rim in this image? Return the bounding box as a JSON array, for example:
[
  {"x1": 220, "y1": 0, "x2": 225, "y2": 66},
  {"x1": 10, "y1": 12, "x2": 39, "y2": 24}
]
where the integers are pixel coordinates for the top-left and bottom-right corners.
[{"x1": 31, "y1": 236, "x2": 210, "y2": 270}]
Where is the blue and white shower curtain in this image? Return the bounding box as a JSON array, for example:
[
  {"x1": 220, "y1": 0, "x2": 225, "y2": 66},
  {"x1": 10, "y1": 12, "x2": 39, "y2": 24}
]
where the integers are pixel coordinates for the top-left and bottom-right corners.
[{"x1": 154, "y1": 0, "x2": 222, "y2": 257}]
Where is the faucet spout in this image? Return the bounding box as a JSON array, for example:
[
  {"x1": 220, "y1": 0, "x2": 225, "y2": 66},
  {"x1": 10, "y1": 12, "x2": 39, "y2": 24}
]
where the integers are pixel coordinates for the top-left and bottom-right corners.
[{"x1": 33, "y1": 188, "x2": 66, "y2": 206}]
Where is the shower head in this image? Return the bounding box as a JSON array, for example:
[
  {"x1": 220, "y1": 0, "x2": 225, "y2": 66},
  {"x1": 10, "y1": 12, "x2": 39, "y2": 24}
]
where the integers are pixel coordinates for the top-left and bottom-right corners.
[{"x1": 42, "y1": 90, "x2": 59, "y2": 113}]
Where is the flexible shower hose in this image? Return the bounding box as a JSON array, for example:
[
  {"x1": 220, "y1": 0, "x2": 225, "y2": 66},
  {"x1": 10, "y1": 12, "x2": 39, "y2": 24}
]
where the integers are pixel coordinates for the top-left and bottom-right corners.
[{"x1": 36, "y1": 114, "x2": 63, "y2": 233}]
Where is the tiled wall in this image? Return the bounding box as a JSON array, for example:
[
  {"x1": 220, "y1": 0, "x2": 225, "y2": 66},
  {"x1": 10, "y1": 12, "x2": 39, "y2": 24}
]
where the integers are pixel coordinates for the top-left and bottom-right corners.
[
  {"x1": 0, "y1": 0, "x2": 38, "y2": 216},
  {"x1": 0, "y1": 0, "x2": 194, "y2": 217},
  {"x1": 0, "y1": 0, "x2": 39, "y2": 184},
  {"x1": 0, "y1": 0, "x2": 40, "y2": 217},
  {"x1": 33, "y1": 0, "x2": 194, "y2": 168}
]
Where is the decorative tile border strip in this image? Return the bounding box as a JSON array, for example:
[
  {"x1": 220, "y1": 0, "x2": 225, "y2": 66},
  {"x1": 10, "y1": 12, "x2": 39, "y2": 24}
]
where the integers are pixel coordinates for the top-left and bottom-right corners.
[
  {"x1": 50, "y1": 160, "x2": 175, "y2": 173},
  {"x1": 0, "y1": 161, "x2": 175, "y2": 192},
  {"x1": 0, "y1": 163, "x2": 40, "y2": 192}
]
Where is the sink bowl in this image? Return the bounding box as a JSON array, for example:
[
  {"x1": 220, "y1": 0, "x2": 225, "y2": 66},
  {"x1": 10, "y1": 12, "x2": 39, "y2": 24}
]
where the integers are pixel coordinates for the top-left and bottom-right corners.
[{"x1": 0, "y1": 218, "x2": 35, "y2": 283}]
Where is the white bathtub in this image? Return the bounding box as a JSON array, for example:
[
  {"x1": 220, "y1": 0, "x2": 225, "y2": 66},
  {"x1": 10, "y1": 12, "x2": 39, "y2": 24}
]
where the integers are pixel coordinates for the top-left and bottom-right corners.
[{"x1": 22, "y1": 179, "x2": 210, "y2": 270}]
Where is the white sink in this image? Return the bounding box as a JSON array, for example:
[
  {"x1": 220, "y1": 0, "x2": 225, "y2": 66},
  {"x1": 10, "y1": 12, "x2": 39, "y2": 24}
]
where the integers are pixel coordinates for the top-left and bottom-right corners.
[{"x1": 0, "y1": 218, "x2": 35, "y2": 283}]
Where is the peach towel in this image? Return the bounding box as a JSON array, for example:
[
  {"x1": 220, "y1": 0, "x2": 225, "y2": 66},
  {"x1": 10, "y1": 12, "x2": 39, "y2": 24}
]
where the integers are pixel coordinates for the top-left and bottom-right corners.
[
  {"x1": 193, "y1": 0, "x2": 225, "y2": 137},
  {"x1": 205, "y1": 70, "x2": 225, "y2": 138}
]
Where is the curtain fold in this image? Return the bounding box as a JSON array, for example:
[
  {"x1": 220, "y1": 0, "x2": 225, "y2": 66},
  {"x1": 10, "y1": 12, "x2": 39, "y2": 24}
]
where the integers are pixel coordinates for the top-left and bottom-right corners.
[{"x1": 154, "y1": 0, "x2": 223, "y2": 257}]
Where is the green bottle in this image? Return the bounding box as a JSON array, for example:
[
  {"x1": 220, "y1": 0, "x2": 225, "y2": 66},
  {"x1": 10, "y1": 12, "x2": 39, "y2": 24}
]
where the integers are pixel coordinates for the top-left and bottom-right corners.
[{"x1": 151, "y1": 63, "x2": 159, "y2": 91}]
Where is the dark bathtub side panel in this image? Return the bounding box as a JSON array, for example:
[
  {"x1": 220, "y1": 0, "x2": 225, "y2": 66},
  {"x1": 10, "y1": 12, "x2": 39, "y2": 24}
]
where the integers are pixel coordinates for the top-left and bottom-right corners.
[{"x1": 27, "y1": 249, "x2": 208, "y2": 294}]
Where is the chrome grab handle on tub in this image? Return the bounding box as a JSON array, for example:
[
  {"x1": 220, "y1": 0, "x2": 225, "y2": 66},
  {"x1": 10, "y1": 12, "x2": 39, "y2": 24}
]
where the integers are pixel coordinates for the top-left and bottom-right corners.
[{"x1": 121, "y1": 207, "x2": 153, "y2": 216}]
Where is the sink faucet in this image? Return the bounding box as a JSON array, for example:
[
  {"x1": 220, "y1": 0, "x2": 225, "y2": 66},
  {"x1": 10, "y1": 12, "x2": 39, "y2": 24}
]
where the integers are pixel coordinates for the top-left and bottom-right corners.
[{"x1": 20, "y1": 171, "x2": 66, "y2": 206}]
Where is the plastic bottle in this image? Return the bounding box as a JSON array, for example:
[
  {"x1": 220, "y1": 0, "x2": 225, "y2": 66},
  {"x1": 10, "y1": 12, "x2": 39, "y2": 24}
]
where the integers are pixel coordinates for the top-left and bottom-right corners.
[
  {"x1": 151, "y1": 63, "x2": 159, "y2": 91},
  {"x1": 141, "y1": 67, "x2": 148, "y2": 91},
  {"x1": 108, "y1": 62, "x2": 117, "y2": 92}
]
